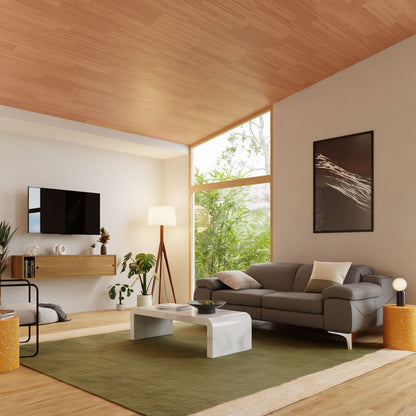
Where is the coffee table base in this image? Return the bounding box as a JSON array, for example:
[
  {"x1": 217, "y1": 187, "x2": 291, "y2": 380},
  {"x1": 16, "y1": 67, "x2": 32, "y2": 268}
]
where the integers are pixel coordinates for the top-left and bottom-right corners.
[{"x1": 130, "y1": 306, "x2": 252, "y2": 358}]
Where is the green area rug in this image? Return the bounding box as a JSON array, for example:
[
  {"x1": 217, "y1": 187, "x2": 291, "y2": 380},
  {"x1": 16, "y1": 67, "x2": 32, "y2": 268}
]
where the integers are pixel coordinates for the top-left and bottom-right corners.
[{"x1": 21, "y1": 323, "x2": 379, "y2": 416}]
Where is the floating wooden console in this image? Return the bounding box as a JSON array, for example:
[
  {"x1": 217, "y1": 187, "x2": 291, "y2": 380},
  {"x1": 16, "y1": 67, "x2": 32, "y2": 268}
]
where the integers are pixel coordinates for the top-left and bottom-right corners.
[{"x1": 11, "y1": 255, "x2": 117, "y2": 279}]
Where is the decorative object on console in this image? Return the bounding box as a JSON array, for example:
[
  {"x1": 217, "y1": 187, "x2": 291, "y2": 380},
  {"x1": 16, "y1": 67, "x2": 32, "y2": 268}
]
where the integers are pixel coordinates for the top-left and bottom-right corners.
[
  {"x1": 313, "y1": 131, "x2": 373, "y2": 233},
  {"x1": 51, "y1": 244, "x2": 67, "y2": 256},
  {"x1": 88, "y1": 243, "x2": 96, "y2": 255},
  {"x1": 148, "y1": 206, "x2": 177, "y2": 303},
  {"x1": 108, "y1": 282, "x2": 134, "y2": 311},
  {"x1": 120, "y1": 252, "x2": 158, "y2": 307},
  {"x1": 98, "y1": 227, "x2": 110, "y2": 255},
  {"x1": 24, "y1": 240, "x2": 39, "y2": 256},
  {"x1": 0, "y1": 220, "x2": 17, "y2": 278},
  {"x1": 392, "y1": 277, "x2": 407, "y2": 306},
  {"x1": 304, "y1": 261, "x2": 352, "y2": 293}
]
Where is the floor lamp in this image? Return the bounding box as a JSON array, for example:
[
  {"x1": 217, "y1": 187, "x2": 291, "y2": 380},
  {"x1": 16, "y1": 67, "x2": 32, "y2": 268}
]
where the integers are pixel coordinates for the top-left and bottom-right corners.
[{"x1": 148, "y1": 206, "x2": 177, "y2": 304}]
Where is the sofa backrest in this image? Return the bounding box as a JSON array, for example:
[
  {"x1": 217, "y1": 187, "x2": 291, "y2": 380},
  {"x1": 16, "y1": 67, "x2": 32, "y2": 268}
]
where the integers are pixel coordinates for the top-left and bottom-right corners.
[
  {"x1": 245, "y1": 263, "x2": 375, "y2": 292},
  {"x1": 291, "y1": 265, "x2": 313, "y2": 292},
  {"x1": 245, "y1": 263, "x2": 302, "y2": 291},
  {"x1": 292, "y1": 264, "x2": 375, "y2": 292}
]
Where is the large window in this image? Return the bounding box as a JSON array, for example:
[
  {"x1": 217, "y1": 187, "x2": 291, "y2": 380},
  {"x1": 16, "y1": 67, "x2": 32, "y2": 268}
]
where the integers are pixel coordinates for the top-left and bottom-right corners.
[{"x1": 191, "y1": 109, "x2": 272, "y2": 282}]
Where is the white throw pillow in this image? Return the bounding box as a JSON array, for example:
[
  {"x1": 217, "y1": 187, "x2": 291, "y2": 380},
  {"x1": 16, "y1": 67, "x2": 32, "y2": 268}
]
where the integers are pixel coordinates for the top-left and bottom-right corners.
[
  {"x1": 215, "y1": 270, "x2": 262, "y2": 290},
  {"x1": 304, "y1": 261, "x2": 352, "y2": 293}
]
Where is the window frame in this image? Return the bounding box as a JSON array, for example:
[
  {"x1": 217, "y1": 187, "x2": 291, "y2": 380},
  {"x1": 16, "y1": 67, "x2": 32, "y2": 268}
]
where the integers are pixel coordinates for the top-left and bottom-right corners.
[{"x1": 188, "y1": 106, "x2": 273, "y2": 298}]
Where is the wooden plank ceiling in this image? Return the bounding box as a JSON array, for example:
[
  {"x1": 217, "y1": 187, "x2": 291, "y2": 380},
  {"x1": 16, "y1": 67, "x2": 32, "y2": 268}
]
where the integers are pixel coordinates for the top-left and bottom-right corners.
[{"x1": 1, "y1": 0, "x2": 416, "y2": 145}]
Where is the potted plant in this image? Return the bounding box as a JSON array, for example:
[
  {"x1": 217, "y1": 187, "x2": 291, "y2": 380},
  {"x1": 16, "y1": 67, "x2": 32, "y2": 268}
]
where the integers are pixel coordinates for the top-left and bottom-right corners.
[
  {"x1": 98, "y1": 227, "x2": 110, "y2": 255},
  {"x1": 0, "y1": 221, "x2": 17, "y2": 278},
  {"x1": 121, "y1": 252, "x2": 158, "y2": 307},
  {"x1": 89, "y1": 243, "x2": 96, "y2": 255},
  {"x1": 108, "y1": 283, "x2": 134, "y2": 311}
]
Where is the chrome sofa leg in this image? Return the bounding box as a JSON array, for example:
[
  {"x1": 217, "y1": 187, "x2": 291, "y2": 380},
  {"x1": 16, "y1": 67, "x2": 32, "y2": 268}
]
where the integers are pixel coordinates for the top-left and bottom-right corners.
[{"x1": 328, "y1": 331, "x2": 353, "y2": 350}]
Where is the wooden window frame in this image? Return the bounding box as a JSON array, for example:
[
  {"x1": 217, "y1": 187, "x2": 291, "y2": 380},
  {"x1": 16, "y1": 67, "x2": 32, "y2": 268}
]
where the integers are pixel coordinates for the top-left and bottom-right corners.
[{"x1": 188, "y1": 106, "x2": 273, "y2": 299}]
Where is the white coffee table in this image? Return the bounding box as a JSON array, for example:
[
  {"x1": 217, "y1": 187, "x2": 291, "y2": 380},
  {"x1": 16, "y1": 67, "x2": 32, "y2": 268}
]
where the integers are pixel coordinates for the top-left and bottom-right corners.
[{"x1": 130, "y1": 305, "x2": 252, "y2": 358}]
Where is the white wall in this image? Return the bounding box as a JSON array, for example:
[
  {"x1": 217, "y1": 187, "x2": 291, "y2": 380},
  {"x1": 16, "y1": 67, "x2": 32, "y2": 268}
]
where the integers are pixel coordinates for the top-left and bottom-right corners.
[
  {"x1": 0, "y1": 130, "x2": 189, "y2": 312},
  {"x1": 273, "y1": 35, "x2": 416, "y2": 301}
]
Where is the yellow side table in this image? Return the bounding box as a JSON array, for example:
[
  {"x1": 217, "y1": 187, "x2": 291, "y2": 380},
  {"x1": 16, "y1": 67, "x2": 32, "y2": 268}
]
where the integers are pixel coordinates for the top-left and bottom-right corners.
[
  {"x1": 383, "y1": 304, "x2": 416, "y2": 352},
  {"x1": 0, "y1": 314, "x2": 20, "y2": 373}
]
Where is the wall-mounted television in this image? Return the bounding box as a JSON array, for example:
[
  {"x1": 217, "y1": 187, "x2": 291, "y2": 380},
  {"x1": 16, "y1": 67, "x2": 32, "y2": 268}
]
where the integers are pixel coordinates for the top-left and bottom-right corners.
[{"x1": 28, "y1": 187, "x2": 100, "y2": 235}]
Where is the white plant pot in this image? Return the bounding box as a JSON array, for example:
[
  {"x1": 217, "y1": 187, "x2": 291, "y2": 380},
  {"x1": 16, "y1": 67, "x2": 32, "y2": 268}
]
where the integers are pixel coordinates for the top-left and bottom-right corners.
[
  {"x1": 137, "y1": 294, "x2": 153, "y2": 307},
  {"x1": 116, "y1": 303, "x2": 125, "y2": 311}
]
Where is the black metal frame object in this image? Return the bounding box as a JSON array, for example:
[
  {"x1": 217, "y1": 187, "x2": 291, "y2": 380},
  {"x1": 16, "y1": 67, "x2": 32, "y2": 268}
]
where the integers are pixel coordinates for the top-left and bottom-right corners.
[{"x1": 0, "y1": 279, "x2": 39, "y2": 357}]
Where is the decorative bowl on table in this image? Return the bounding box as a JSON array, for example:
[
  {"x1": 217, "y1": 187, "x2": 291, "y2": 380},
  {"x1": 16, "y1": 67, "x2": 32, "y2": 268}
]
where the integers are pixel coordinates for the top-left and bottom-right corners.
[{"x1": 188, "y1": 300, "x2": 226, "y2": 314}]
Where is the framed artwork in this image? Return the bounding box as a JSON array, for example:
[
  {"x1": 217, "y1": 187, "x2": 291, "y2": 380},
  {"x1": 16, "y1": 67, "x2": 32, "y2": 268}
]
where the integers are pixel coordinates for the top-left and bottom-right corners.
[{"x1": 313, "y1": 131, "x2": 374, "y2": 233}]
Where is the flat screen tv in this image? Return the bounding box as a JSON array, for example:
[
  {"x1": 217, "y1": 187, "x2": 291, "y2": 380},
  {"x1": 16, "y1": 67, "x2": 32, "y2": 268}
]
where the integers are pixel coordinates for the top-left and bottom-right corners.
[{"x1": 28, "y1": 187, "x2": 100, "y2": 235}]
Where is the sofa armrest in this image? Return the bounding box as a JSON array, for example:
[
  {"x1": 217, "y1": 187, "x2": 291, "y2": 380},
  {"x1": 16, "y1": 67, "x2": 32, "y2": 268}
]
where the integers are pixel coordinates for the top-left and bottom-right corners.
[
  {"x1": 322, "y1": 283, "x2": 382, "y2": 301},
  {"x1": 361, "y1": 274, "x2": 392, "y2": 286},
  {"x1": 195, "y1": 277, "x2": 228, "y2": 290}
]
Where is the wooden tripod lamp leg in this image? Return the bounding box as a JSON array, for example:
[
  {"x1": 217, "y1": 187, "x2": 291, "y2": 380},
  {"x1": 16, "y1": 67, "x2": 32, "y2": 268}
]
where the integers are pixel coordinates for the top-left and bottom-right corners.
[
  {"x1": 151, "y1": 225, "x2": 176, "y2": 304},
  {"x1": 162, "y1": 242, "x2": 177, "y2": 303}
]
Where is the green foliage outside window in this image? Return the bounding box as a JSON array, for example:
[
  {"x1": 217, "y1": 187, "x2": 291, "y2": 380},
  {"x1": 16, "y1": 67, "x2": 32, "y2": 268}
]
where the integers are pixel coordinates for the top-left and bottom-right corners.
[
  {"x1": 193, "y1": 113, "x2": 271, "y2": 280},
  {"x1": 194, "y1": 169, "x2": 270, "y2": 280}
]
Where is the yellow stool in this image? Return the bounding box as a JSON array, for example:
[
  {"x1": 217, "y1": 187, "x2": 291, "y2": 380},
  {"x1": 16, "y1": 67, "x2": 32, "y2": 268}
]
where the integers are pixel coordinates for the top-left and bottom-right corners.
[
  {"x1": 383, "y1": 304, "x2": 416, "y2": 352},
  {"x1": 0, "y1": 315, "x2": 20, "y2": 373}
]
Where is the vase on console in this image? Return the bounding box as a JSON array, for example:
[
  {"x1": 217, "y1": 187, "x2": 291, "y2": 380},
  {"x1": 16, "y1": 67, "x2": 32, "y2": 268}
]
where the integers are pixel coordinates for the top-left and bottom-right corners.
[{"x1": 98, "y1": 227, "x2": 110, "y2": 255}]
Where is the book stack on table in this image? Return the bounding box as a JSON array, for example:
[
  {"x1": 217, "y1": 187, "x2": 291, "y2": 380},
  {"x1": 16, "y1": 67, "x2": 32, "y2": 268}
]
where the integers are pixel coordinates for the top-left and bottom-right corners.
[
  {"x1": 157, "y1": 303, "x2": 191, "y2": 311},
  {"x1": 0, "y1": 309, "x2": 15, "y2": 319}
]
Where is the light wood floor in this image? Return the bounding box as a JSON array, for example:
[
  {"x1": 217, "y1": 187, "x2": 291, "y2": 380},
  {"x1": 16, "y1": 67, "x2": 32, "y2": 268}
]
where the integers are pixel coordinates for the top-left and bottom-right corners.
[{"x1": 1, "y1": 309, "x2": 415, "y2": 416}]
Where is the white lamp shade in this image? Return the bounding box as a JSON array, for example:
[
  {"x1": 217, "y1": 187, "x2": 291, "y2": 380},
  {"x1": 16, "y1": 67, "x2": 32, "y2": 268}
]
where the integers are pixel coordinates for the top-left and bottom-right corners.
[
  {"x1": 148, "y1": 206, "x2": 176, "y2": 226},
  {"x1": 392, "y1": 278, "x2": 407, "y2": 292}
]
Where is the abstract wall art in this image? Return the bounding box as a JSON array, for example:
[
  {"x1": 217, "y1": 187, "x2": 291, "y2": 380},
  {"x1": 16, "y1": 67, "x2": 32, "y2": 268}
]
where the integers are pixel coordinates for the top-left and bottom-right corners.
[{"x1": 313, "y1": 131, "x2": 374, "y2": 233}]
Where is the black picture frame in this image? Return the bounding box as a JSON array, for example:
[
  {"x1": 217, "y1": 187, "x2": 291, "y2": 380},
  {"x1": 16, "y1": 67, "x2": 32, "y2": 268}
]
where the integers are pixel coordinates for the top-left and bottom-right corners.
[{"x1": 313, "y1": 131, "x2": 374, "y2": 233}]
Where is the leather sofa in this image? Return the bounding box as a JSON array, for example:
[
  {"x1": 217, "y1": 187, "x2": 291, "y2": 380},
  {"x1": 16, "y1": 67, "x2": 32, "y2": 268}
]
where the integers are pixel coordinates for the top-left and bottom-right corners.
[{"x1": 194, "y1": 262, "x2": 395, "y2": 349}]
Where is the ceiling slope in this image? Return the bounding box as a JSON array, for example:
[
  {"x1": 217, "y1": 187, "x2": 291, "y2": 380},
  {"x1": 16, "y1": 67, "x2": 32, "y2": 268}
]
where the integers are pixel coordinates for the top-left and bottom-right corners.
[{"x1": 1, "y1": 0, "x2": 416, "y2": 145}]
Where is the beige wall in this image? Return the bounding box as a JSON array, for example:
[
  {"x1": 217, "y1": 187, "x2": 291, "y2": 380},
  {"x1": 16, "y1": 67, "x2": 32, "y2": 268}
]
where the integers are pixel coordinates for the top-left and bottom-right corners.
[
  {"x1": 273, "y1": 35, "x2": 416, "y2": 301},
  {"x1": 160, "y1": 155, "x2": 190, "y2": 303}
]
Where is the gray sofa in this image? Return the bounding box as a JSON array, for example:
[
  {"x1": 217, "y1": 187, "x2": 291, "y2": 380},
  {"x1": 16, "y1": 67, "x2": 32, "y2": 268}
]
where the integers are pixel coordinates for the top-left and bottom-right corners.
[{"x1": 194, "y1": 262, "x2": 395, "y2": 349}]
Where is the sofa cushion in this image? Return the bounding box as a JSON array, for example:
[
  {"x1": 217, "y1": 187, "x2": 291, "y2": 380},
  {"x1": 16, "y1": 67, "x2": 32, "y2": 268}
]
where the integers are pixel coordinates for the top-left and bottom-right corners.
[
  {"x1": 195, "y1": 277, "x2": 228, "y2": 290},
  {"x1": 292, "y1": 264, "x2": 376, "y2": 291},
  {"x1": 262, "y1": 292, "x2": 323, "y2": 314},
  {"x1": 215, "y1": 270, "x2": 262, "y2": 290},
  {"x1": 1, "y1": 303, "x2": 59, "y2": 325},
  {"x1": 245, "y1": 263, "x2": 302, "y2": 291},
  {"x1": 212, "y1": 289, "x2": 275, "y2": 307},
  {"x1": 304, "y1": 261, "x2": 352, "y2": 293}
]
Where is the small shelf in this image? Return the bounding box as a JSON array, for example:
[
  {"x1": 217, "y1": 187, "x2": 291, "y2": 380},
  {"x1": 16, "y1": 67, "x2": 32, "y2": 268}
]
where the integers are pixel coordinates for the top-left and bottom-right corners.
[{"x1": 11, "y1": 255, "x2": 117, "y2": 279}]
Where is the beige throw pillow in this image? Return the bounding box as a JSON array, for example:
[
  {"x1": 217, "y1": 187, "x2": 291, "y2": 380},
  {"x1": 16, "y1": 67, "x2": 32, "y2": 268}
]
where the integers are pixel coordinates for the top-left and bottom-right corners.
[
  {"x1": 215, "y1": 270, "x2": 262, "y2": 290},
  {"x1": 304, "y1": 261, "x2": 352, "y2": 293}
]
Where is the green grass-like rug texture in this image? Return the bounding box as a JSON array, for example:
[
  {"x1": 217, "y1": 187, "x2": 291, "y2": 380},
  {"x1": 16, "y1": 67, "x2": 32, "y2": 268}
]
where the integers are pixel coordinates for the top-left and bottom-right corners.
[{"x1": 21, "y1": 323, "x2": 379, "y2": 416}]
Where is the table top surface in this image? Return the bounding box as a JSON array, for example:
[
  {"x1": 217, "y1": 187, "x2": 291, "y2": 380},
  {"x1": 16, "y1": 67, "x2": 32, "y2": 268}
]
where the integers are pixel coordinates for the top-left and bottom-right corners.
[
  {"x1": 384, "y1": 304, "x2": 416, "y2": 310},
  {"x1": 131, "y1": 304, "x2": 250, "y2": 324}
]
